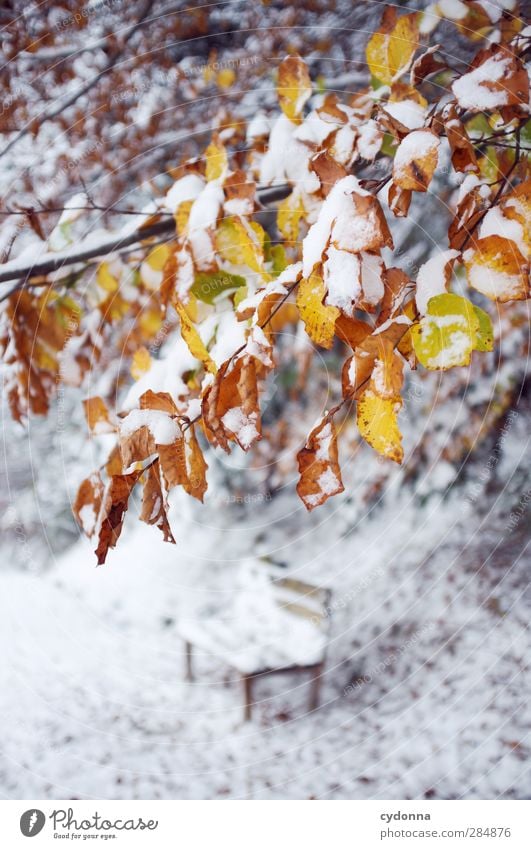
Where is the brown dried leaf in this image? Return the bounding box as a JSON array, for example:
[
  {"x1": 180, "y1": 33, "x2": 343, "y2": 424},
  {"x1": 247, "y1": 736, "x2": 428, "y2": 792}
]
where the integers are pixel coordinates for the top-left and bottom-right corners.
[
  {"x1": 95, "y1": 470, "x2": 142, "y2": 565},
  {"x1": 140, "y1": 461, "x2": 176, "y2": 544},
  {"x1": 73, "y1": 472, "x2": 104, "y2": 539},
  {"x1": 83, "y1": 396, "x2": 116, "y2": 434},
  {"x1": 296, "y1": 415, "x2": 344, "y2": 511}
]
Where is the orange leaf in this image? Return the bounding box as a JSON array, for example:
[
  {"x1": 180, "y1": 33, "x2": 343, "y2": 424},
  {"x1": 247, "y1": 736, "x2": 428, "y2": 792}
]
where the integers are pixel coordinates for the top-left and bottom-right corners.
[{"x1": 297, "y1": 415, "x2": 344, "y2": 510}]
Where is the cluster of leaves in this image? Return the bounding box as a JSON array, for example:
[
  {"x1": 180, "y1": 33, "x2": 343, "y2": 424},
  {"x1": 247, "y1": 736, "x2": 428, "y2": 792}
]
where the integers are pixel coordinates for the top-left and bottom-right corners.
[{"x1": 1, "y1": 2, "x2": 530, "y2": 563}]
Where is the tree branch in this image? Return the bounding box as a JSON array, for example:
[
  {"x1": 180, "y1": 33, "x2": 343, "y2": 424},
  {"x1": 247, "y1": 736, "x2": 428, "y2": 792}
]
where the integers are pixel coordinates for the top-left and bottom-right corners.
[{"x1": 0, "y1": 184, "x2": 291, "y2": 297}]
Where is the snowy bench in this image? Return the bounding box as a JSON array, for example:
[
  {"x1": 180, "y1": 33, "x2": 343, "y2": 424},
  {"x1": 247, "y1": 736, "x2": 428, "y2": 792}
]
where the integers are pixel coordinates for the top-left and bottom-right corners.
[{"x1": 177, "y1": 560, "x2": 332, "y2": 720}]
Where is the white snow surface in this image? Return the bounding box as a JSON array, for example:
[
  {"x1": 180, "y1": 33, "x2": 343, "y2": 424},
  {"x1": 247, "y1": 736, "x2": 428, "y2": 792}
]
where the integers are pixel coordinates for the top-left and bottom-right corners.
[{"x1": 1, "y1": 411, "x2": 529, "y2": 799}]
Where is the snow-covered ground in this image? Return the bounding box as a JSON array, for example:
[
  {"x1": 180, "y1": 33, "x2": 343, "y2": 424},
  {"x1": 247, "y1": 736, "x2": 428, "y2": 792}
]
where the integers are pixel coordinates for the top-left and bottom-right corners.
[{"x1": 1, "y1": 398, "x2": 529, "y2": 800}]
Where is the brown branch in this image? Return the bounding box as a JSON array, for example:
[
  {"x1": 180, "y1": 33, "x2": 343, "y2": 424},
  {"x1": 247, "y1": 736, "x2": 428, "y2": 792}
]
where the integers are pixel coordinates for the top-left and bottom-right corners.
[{"x1": 0, "y1": 184, "x2": 291, "y2": 298}]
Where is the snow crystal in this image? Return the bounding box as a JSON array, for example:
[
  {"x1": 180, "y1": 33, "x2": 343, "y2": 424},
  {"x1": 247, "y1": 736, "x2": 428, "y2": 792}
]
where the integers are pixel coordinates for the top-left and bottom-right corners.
[
  {"x1": 415, "y1": 249, "x2": 460, "y2": 314},
  {"x1": 452, "y1": 53, "x2": 512, "y2": 111}
]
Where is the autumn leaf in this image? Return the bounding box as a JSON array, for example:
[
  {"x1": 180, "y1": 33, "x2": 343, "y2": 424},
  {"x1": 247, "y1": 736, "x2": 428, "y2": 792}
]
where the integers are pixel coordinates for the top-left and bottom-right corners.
[
  {"x1": 95, "y1": 470, "x2": 142, "y2": 565},
  {"x1": 182, "y1": 425, "x2": 208, "y2": 501},
  {"x1": 131, "y1": 346, "x2": 152, "y2": 380},
  {"x1": 277, "y1": 54, "x2": 312, "y2": 123},
  {"x1": 191, "y1": 269, "x2": 246, "y2": 304},
  {"x1": 296, "y1": 415, "x2": 344, "y2": 510},
  {"x1": 296, "y1": 273, "x2": 340, "y2": 349},
  {"x1": 357, "y1": 390, "x2": 403, "y2": 463},
  {"x1": 216, "y1": 216, "x2": 265, "y2": 273},
  {"x1": 393, "y1": 129, "x2": 440, "y2": 192},
  {"x1": 366, "y1": 6, "x2": 420, "y2": 86},
  {"x1": 139, "y1": 460, "x2": 175, "y2": 543},
  {"x1": 411, "y1": 293, "x2": 491, "y2": 369},
  {"x1": 444, "y1": 104, "x2": 478, "y2": 174},
  {"x1": 175, "y1": 301, "x2": 217, "y2": 374},
  {"x1": 463, "y1": 235, "x2": 529, "y2": 302},
  {"x1": 277, "y1": 190, "x2": 306, "y2": 242},
  {"x1": 73, "y1": 472, "x2": 104, "y2": 538},
  {"x1": 452, "y1": 44, "x2": 529, "y2": 116},
  {"x1": 202, "y1": 356, "x2": 262, "y2": 452},
  {"x1": 83, "y1": 396, "x2": 116, "y2": 434},
  {"x1": 204, "y1": 134, "x2": 228, "y2": 181}
]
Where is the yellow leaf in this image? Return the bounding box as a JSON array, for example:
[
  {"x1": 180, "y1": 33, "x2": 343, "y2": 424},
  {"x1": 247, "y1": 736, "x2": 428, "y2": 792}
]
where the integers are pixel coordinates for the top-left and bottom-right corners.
[
  {"x1": 277, "y1": 190, "x2": 305, "y2": 241},
  {"x1": 139, "y1": 307, "x2": 162, "y2": 338},
  {"x1": 411, "y1": 293, "x2": 480, "y2": 370},
  {"x1": 366, "y1": 7, "x2": 420, "y2": 86},
  {"x1": 296, "y1": 273, "x2": 339, "y2": 349},
  {"x1": 131, "y1": 346, "x2": 152, "y2": 380},
  {"x1": 97, "y1": 261, "x2": 119, "y2": 293},
  {"x1": 357, "y1": 390, "x2": 403, "y2": 463},
  {"x1": 205, "y1": 136, "x2": 228, "y2": 182},
  {"x1": 463, "y1": 235, "x2": 529, "y2": 302},
  {"x1": 277, "y1": 54, "x2": 312, "y2": 123},
  {"x1": 175, "y1": 302, "x2": 217, "y2": 374},
  {"x1": 217, "y1": 68, "x2": 236, "y2": 88},
  {"x1": 215, "y1": 216, "x2": 265, "y2": 273},
  {"x1": 175, "y1": 199, "x2": 193, "y2": 235},
  {"x1": 393, "y1": 129, "x2": 440, "y2": 191},
  {"x1": 145, "y1": 244, "x2": 171, "y2": 271}
]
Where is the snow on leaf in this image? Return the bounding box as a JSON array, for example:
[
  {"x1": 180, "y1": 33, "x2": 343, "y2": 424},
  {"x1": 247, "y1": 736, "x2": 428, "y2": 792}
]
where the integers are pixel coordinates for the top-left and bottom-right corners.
[
  {"x1": 296, "y1": 272, "x2": 340, "y2": 349},
  {"x1": 411, "y1": 292, "x2": 484, "y2": 370},
  {"x1": 277, "y1": 55, "x2": 312, "y2": 124},
  {"x1": 393, "y1": 129, "x2": 440, "y2": 192},
  {"x1": 296, "y1": 416, "x2": 344, "y2": 510},
  {"x1": 451, "y1": 44, "x2": 529, "y2": 114},
  {"x1": 357, "y1": 390, "x2": 403, "y2": 464},
  {"x1": 366, "y1": 6, "x2": 420, "y2": 86},
  {"x1": 73, "y1": 472, "x2": 104, "y2": 539},
  {"x1": 415, "y1": 249, "x2": 460, "y2": 315},
  {"x1": 202, "y1": 356, "x2": 262, "y2": 452},
  {"x1": 463, "y1": 235, "x2": 529, "y2": 302}
]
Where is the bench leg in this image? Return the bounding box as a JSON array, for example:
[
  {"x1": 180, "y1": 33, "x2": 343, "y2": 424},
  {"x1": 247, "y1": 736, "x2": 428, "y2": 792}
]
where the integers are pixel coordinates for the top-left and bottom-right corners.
[
  {"x1": 242, "y1": 674, "x2": 254, "y2": 721},
  {"x1": 308, "y1": 662, "x2": 324, "y2": 711},
  {"x1": 184, "y1": 641, "x2": 194, "y2": 682}
]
